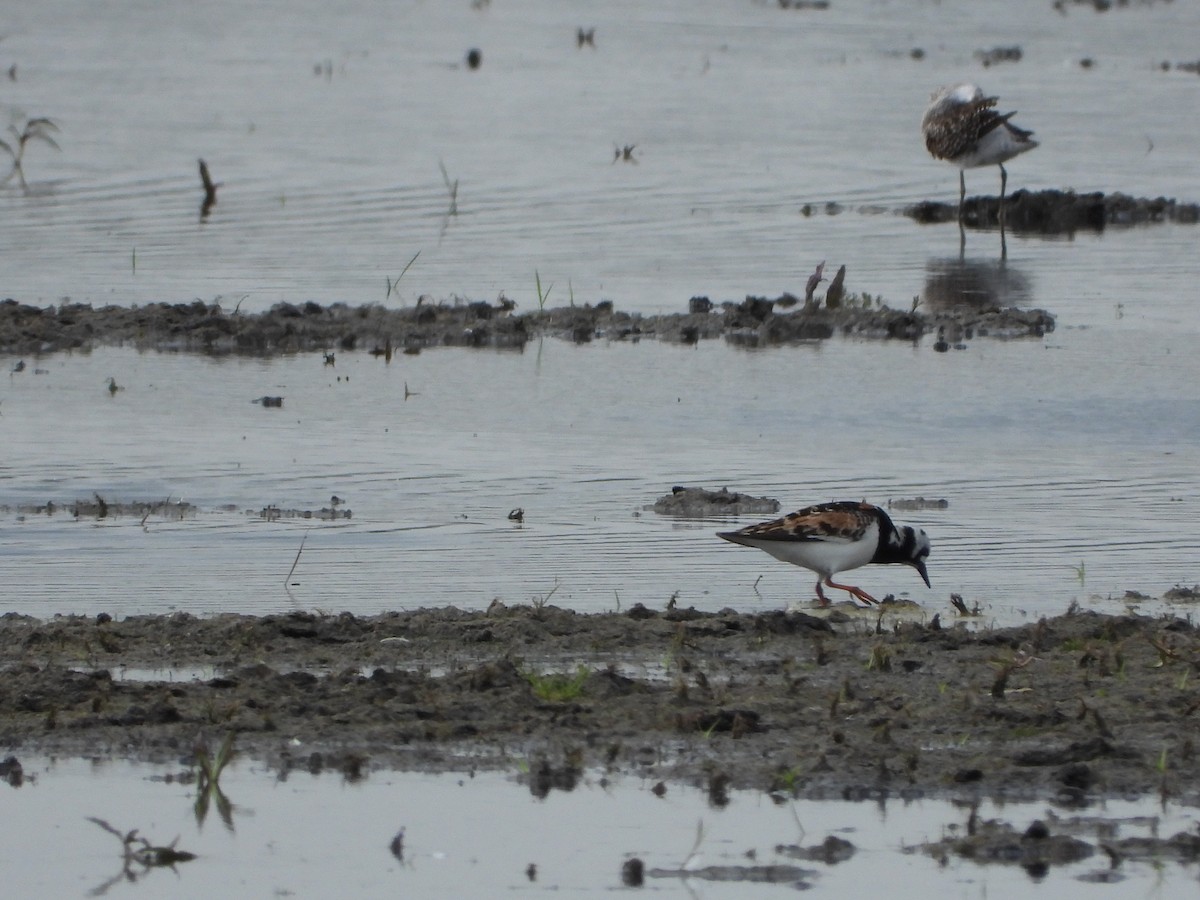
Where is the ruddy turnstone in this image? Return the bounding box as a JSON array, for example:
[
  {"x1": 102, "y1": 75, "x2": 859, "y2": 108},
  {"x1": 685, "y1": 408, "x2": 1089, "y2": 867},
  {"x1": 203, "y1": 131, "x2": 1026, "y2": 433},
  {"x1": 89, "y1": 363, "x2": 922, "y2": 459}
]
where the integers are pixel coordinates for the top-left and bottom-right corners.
[
  {"x1": 921, "y1": 83, "x2": 1037, "y2": 222},
  {"x1": 717, "y1": 501, "x2": 931, "y2": 606}
]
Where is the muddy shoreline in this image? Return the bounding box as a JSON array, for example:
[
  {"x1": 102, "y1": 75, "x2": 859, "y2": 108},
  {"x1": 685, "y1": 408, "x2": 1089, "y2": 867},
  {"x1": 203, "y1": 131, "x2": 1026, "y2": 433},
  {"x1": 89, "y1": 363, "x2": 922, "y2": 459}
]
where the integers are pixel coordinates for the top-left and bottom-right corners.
[{"x1": 3, "y1": 604, "x2": 1199, "y2": 806}]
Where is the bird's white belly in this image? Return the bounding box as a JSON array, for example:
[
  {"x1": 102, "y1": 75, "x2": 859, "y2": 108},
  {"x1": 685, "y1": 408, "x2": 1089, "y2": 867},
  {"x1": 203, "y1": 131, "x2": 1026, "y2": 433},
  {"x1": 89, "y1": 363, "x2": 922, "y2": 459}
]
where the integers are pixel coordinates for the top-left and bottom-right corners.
[
  {"x1": 758, "y1": 523, "x2": 879, "y2": 577},
  {"x1": 954, "y1": 124, "x2": 1029, "y2": 169}
]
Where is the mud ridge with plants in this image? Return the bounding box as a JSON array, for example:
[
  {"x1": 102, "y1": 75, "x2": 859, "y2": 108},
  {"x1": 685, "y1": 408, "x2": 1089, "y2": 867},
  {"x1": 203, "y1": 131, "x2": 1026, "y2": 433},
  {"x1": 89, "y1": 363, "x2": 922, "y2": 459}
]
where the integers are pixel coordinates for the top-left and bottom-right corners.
[
  {"x1": 0, "y1": 293, "x2": 1052, "y2": 357},
  {"x1": 3, "y1": 601, "x2": 1200, "y2": 806}
]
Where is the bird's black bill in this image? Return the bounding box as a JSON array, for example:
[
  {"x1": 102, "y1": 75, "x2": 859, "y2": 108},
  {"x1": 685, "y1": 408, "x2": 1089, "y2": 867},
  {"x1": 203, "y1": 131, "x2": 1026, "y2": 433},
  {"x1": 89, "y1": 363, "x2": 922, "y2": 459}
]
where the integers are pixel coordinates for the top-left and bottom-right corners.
[{"x1": 915, "y1": 559, "x2": 931, "y2": 588}]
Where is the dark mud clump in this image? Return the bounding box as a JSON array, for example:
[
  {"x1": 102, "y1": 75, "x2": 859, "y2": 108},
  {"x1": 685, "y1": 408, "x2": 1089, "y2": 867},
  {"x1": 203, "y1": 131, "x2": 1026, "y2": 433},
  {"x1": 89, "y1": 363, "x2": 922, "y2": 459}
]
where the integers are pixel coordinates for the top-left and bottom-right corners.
[
  {"x1": 3, "y1": 605, "x2": 1200, "y2": 805},
  {"x1": 0, "y1": 294, "x2": 1052, "y2": 357},
  {"x1": 906, "y1": 188, "x2": 1200, "y2": 233},
  {"x1": 649, "y1": 486, "x2": 781, "y2": 517}
]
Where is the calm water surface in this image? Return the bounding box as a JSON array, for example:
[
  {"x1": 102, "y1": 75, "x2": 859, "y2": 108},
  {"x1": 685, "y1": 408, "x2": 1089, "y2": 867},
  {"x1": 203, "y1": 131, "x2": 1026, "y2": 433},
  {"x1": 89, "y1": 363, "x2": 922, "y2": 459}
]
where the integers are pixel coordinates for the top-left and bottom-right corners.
[
  {"x1": 3, "y1": 4, "x2": 1200, "y2": 894},
  {"x1": 0, "y1": 0, "x2": 1196, "y2": 312},
  {"x1": 2, "y1": 757, "x2": 1197, "y2": 899},
  {"x1": 1, "y1": 0, "x2": 1198, "y2": 620},
  {"x1": 0, "y1": 334, "x2": 1197, "y2": 621}
]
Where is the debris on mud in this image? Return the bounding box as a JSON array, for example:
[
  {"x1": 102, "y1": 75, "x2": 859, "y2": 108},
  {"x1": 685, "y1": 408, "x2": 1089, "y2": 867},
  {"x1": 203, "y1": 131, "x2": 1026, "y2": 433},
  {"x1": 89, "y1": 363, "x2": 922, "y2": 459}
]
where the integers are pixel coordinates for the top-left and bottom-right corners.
[{"x1": 649, "y1": 486, "x2": 781, "y2": 517}]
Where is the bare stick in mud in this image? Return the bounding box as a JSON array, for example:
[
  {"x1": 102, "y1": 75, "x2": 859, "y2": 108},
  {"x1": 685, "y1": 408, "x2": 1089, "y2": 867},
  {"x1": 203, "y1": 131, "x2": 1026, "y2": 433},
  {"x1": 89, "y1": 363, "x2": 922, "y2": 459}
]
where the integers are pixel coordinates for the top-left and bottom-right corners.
[{"x1": 285, "y1": 531, "x2": 309, "y2": 587}]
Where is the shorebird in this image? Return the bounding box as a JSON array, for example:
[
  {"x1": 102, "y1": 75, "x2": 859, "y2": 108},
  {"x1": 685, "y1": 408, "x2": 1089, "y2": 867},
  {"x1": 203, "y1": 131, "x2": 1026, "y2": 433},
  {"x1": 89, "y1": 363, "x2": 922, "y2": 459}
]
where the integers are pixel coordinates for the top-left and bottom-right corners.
[
  {"x1": 921, "y1": 83, "x2": 1037, "y2": 224},
  {"x1": 717, "y1": 501, "x2": 931, "y2": 606}
]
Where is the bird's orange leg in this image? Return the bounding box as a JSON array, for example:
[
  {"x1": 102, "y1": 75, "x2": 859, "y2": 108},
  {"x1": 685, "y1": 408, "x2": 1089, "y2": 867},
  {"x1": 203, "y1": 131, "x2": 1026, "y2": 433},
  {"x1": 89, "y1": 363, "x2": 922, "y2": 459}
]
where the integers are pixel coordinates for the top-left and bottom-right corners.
[
  {"x1": 824, "y1": 577, "x2": 880, "y2": 606},
  {"x1": 813, "y1": 579, "x2": 831, "y2": 608}
]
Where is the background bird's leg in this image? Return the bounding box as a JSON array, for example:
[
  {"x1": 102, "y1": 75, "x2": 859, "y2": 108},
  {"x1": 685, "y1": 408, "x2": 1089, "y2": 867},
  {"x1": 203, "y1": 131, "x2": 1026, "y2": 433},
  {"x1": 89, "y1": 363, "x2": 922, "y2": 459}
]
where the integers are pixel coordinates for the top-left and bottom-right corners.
[{"x1": 958, "y1": 170, "x2": 966, "y2": 222}]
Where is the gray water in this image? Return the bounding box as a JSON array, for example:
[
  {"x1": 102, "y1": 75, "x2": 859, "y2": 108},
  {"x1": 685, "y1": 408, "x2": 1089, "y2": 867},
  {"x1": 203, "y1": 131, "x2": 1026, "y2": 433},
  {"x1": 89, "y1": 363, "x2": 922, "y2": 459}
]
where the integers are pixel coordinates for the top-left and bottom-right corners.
[
  {"x1": 2, "y1": 757, "x2": 1198, "y2": 899},
  {"x1": 2, "y1": 0, "x2": 1199, "y2": 617},
  {"x1": 0, "y1": 0, "x2": 1197, "y2": 314},
  {"x1": 2, "y1": 0, "x2": 1200, "y2": 622},
  {"x1": 3, "y1": 3, "x2": 1200, "y2": 897}
]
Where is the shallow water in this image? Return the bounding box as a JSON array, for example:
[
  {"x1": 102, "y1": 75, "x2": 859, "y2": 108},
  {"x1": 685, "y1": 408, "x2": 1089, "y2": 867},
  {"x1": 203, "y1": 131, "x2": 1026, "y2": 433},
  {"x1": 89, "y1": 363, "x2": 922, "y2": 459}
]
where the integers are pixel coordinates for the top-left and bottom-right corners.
[
  {"x1": 2, "y1": 0, "x2": 1199, "y2": 625},
  {"x1": 1, "y1": 336, "x2": 1197, "y2": 621},
  {"x1": 2, "y1": 757, "x2": 1197, "y2": 899},
  {"x1": 0, "y1": 0, "x2": 1197, "y2": 315},
  {"x1": 3, "y1": 3, "x2": 1200, "y2": 893}
]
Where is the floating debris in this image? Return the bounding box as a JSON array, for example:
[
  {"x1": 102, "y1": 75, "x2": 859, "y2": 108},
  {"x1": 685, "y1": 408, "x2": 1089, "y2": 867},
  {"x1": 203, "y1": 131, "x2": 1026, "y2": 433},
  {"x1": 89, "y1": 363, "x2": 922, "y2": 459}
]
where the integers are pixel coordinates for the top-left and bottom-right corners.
[
  {"x1": 974, "y1": 45, "x2": 1023, "y2": 67},
  {"x1": 256, "y1": 504, "x2": 351, "y2": 521}
]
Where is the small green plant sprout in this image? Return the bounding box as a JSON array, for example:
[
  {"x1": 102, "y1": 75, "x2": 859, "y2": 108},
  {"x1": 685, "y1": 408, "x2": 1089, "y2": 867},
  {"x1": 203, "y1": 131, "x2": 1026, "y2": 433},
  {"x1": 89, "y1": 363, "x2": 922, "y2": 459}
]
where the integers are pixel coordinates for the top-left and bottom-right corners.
[
  {"x1": 1070, "y1": 560, "x2": 1086, "y2": 586},
  {"x1": 534, "y1": 270, "x2": 553, "y2": 312},
  {"x1": 193, "y1": 731, "x2": 237, "y2": 830},
  {"x1": 0, "y1": 116, "x2": 59, "y2": 190},
  {"x1": 526, "y1": 665, "x2": 589, "y2": 702},
  {"x1": 386, "y1": 250, "x2": 421, "y2": 300},
  {"x1": 769, "y1": 765, "x2": 803, "y2": 797},
  {"x1": 866, "y1": 642, "x2": 891, "y2": 672},
  {"x1": 681, "y1": 818, "x2": 705, "y2": 870}
]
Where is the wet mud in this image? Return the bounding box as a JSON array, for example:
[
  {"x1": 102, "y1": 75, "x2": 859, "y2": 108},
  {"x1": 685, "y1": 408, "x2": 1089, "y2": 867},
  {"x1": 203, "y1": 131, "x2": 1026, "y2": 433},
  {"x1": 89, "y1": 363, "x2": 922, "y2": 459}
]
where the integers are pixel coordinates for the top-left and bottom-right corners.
[
  {"x1": 0, "y1": 290, "x2": 1052, "y2": 358},
  {"x1": 3, "y1": 604, "x2": 1200, "y2": 807},
  {"x1": 905, "y1": 188, "x2": 1200, "y2": 232}
]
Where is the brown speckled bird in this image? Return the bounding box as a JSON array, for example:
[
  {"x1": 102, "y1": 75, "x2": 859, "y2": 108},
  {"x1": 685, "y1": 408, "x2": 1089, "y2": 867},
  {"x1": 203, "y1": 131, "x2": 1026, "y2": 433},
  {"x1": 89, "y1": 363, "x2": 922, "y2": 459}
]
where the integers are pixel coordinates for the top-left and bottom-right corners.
[
  {"x1": 718, "y1": 501, "x2": 931, "y2": 606},
  {"x1": 922, "y1": 83, "x2": 1037, "y2": 221}
]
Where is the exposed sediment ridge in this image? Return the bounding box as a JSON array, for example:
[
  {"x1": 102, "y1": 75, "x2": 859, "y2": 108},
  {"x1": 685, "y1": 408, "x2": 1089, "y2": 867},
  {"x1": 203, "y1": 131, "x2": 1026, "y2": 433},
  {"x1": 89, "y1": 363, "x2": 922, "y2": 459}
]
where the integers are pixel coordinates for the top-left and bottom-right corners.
[
  {"x1": 906, "y1": 188, "x2": 1200, "y2": 231},
  {"x1": 0, "y1": 294, "x2": 1053, "y2": 356}
]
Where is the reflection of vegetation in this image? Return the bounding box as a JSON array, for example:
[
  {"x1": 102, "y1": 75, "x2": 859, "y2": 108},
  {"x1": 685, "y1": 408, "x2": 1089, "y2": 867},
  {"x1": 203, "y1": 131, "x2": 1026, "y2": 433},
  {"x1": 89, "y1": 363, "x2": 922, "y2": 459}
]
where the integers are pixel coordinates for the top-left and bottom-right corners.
[
  {"x1": 86, "y1": 816, "x2": 196, "y2": 896},
  {"x1": 386, "y1": 250, "x2": 421, "y2": 300},
  {"x1": 194, "y1": 732, "x2": 236, "y2": 831},
  {"x1": 0, "y1": 117, "x2": 60, "y2": 190}
]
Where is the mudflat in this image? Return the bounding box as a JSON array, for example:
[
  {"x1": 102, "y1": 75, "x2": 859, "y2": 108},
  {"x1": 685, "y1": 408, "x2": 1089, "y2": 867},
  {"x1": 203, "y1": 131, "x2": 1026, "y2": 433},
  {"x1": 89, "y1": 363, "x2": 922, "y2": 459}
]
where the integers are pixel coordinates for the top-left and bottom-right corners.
[{"x1": 2, "y1": 602, "x2": 1198, "y2": 805}]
